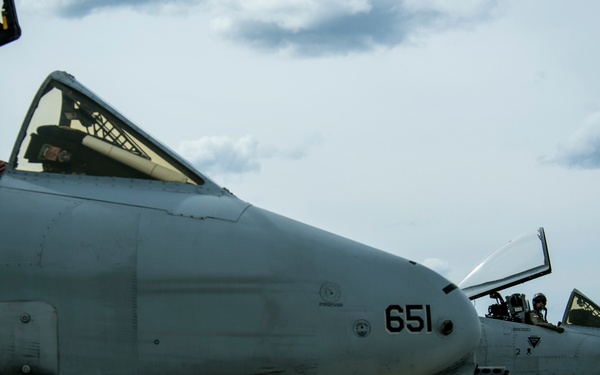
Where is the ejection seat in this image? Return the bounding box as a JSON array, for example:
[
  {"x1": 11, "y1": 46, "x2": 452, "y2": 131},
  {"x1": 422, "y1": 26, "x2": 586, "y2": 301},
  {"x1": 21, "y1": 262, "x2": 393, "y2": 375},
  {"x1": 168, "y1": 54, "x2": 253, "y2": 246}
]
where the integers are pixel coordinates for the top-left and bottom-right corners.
[{"x1": 506, "y1": 293, "x2": 531, "y2": 324}]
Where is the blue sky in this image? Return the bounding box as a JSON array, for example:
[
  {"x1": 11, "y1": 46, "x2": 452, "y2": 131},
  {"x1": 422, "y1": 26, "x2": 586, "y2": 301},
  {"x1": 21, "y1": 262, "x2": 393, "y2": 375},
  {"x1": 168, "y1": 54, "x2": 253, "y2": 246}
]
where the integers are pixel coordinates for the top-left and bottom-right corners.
[{"x1": 3, "y1": 0, "x2": 600, "y2": 320}]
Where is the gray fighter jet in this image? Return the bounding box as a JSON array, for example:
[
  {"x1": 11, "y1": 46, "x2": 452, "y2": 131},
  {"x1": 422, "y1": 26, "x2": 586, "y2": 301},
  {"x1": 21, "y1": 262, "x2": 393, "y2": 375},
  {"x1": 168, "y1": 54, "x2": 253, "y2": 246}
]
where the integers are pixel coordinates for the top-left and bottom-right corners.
[
  {"x1": 0, "y1": 71, "x2": 483, "y2": 374},
  {"x1": 460, "y1": 228, "x2": 600, "y2": 374}
]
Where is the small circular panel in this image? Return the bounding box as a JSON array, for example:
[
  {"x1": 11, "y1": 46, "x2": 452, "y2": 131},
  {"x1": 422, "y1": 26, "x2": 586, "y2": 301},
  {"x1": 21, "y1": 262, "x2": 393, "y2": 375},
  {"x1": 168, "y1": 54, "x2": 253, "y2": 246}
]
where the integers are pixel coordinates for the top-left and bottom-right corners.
[
  {"x1": 320, "y1": 282, "x2": 341, "y2": 303},
  {"x1": 353, "y1": 320, "x2": 371, "y2": 337}
]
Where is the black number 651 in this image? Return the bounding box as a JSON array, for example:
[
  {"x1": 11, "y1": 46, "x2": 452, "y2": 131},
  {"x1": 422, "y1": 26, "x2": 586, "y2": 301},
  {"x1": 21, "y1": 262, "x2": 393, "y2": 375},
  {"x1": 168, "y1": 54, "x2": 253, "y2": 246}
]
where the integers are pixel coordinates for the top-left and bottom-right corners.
[{"x1": 385, "y1": 304, "x2": 432, "y2": 333}]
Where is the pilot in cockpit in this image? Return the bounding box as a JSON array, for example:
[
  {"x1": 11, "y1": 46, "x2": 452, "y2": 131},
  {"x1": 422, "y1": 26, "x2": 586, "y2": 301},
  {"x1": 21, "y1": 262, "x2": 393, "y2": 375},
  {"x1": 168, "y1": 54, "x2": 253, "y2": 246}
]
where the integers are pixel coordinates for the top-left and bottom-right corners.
[
  {"x1": 529, "y1": 292, "x2": 565, "y2": 333},
  {"x1": 0, "y1": 160, "x2": 6, "y2": 175}
]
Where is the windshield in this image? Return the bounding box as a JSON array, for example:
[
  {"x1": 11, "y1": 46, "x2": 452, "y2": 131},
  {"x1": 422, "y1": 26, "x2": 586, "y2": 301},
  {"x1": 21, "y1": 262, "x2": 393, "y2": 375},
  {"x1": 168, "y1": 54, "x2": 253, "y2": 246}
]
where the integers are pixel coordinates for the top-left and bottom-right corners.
[
  {"x1": 459, "y1": 227, "x2": 551, "y2": 300},
  {"x1": 562, "y1": 289, "x2": 600, "y2": 328},
  {"x1": 13, "y1": 72, "x2": 204, "y2": 185}
]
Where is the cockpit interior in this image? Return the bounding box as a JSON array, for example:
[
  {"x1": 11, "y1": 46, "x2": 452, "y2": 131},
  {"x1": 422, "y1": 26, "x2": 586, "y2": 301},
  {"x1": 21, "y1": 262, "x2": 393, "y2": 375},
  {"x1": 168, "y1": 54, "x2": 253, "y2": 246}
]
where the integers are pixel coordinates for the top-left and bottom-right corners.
[
  {"x1": 459, "y1": 227, "x2": 600, "y2": 330},
  {"x1": 13, "y1": 72, "x2": 205, "y2": 185}
]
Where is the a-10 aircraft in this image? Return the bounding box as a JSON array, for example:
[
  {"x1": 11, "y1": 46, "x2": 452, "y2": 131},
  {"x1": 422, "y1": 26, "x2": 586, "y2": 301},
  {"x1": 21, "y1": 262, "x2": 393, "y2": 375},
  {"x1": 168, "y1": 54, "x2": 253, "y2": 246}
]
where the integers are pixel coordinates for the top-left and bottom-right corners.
[
  {"x1": 3, "y1": 2, "x2": 599, "y2": 374},
  {"x1": 459, "y1": 228, "x2": 600, "y2": 374},
  {"x1": 0, "y1": 2, "x2": 482, "y2": 374},
  {"x1": 0, "y1": 72, "x2": 484, "y2": 374}
]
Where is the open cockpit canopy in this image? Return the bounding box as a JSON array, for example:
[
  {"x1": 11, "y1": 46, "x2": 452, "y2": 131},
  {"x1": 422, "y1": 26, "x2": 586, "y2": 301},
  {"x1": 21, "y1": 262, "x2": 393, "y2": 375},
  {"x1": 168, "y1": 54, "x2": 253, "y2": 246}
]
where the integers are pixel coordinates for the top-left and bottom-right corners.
[
  {"x1": 459, "y1": 227, "x2": 551, "y2": 300},
  {"x1": 461, "y1": 228, "x2": 600, "y2": 328},
  {"x1": 11, "y1": 71, "x2": 208, "y2": 186}
]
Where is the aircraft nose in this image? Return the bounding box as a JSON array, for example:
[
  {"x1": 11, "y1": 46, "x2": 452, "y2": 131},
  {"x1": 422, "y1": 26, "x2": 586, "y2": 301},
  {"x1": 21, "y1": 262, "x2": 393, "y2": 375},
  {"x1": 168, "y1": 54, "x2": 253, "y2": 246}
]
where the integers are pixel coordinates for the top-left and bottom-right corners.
[
  {"x1": 338, "y1": 254, "x2": 481, "y2": 374},
  {"x1": 420, "y1": 267, "x2": 481, "y2": 370},
  {"x1": 383, "y1": 261, "x2": 481, "y2": 373}
]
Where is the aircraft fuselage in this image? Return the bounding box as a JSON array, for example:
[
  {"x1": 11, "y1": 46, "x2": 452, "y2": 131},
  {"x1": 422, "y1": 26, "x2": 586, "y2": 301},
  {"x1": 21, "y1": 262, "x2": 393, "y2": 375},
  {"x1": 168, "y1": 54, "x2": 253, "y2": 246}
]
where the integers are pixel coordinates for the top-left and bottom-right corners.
[
  {"x1": 476, "y1": 316, "x2": 600, "y2": 374},
  {"x1": 0, "y1": 171, "x2": 480, "y2": 375}
]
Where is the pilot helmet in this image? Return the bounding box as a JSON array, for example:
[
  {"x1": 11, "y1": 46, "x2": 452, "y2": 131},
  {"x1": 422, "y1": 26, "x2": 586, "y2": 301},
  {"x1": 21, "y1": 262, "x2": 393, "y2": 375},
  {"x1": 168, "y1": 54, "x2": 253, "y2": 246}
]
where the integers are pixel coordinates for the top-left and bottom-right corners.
[{"x1": 532, "y1": 292, "x2": 547, "y2": 305}]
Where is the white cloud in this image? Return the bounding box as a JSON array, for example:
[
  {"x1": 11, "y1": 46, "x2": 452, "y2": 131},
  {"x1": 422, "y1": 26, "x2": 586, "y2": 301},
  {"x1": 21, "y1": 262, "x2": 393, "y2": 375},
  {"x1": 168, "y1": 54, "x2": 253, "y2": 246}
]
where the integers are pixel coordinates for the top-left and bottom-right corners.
[
  {"x1": 20, "y1": 0, "x2": 204, "y2": 17},
  {"x1": 178, "y1": 135, "x2": 261, "y2": 175},
  {"x1": 177, "y1": 133, "x2": 323, "y2": 175},
  {"x1": 208, "y1": 0, "x2": 500, "y2": 55},
  {"x1": 210, "y1": 0, "x2": 372, "y2": 33},
  {"x1": 403, "y1": 0, "x2": 498, "y2": 19},
  {"x1": 29, "y1": 0, "x2": 501, "y2": 55},
  {"x1": 544, "y1": 112, "x2": 600, "y2": 169}
]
